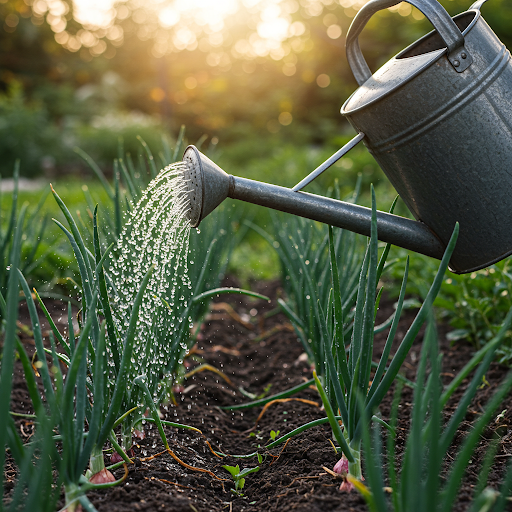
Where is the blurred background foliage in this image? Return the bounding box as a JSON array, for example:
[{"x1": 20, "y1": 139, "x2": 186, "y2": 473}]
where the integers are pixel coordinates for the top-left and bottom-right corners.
[{"x1": 1, "y1": 0, "x2": 510, "y2": 177}]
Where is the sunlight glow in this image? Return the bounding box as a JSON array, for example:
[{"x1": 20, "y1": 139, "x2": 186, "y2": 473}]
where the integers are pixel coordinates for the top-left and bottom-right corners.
[
  {"x1": 159, "y1": 6, "x2": 180, "y2": 28},
  {"x1": 57, "y1": 0, "x2": 377, "y2": 60},
  {"x1": 160, "y1": 0, "x2": 238, "y2": 30},
  {"x1": 73, "y1": 0, "x2": 116, "y2": 28}
]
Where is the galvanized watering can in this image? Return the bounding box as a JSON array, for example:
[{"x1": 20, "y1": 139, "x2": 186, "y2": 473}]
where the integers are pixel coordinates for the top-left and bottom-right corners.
[{"x1": 182, "y1": 0, "x2": 512, "y2": 274}]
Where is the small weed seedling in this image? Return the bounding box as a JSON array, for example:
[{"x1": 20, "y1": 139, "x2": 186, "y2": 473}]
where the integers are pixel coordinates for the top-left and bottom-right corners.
[
  {"x1": 222, "y1": 464, "x2": 260, "y2": 496},
  {"x1": 269, "y1": 430, "x2": 280, "y2": 441}
]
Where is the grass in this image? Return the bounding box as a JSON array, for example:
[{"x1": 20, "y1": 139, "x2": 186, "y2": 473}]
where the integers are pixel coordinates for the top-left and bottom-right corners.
[{"x1": 1, "y1": 174, "x2": 113, "y2": 297}]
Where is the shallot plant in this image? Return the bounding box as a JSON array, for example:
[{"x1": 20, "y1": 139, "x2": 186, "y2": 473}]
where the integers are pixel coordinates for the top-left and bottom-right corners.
[
  {"x1": 16, "y1": 192, "x2": 154, "y2": 509},
  {"x1": 248, "y1": 181, "x2": 366, "y2": 378},
  {"x1": 0, "y1": 161, "x2": 51, "y2": 298},
  {"x1": 59, "y1": 155, "x2": 264, "y2": 461},
  {"x1": 102, "y1": 170, "x2": 263, "y2": 454},
  {"x1": 355, "y1": 317, "x2": 512, "y2": 511},
  {"x1": 76, "y1": 132, "x2": 255, "y2": 452},
  {"x1": 0, "y1": 212, "x2": 60, "y2": 512},
  {"x1": 312, "y1": 187, "x2": 459, "y2": 487},
  {"x1": 12, "y1": 175, "x2": 244, "y2": 509},
  {"x1": 76, "y1": 126, "x2": 214, "y2": 244},
  {"x1": 48, "y1": 187, "x2": 203, "y2": 465},
  {"x1": 227, "y1": 186, "x2": 402, "y2": 415}
]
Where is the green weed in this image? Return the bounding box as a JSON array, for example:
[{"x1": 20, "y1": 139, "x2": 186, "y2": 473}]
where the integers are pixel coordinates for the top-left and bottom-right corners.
[{"x1": 222, "y1": 464, "x2": 260, "y2": 496}]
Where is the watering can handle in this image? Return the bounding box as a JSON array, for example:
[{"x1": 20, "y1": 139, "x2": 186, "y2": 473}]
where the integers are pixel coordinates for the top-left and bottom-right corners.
[
  {"x1": 346, "y1": 0, "x2": 472, "y2": 85},
  {"x1": 469, "y1": 0, "x2": 488, "y2": 9}
]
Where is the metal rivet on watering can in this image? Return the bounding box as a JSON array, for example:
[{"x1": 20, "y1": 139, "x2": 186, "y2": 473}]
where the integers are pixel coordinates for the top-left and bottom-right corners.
[{"x1": 182, "y1": 0, "x2": 512, "y2": 275}]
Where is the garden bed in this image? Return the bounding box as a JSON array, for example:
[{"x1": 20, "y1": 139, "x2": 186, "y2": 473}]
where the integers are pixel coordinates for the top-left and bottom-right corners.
[{"x1": 7, "y1": 277, "x2": 512, "y2": 512}]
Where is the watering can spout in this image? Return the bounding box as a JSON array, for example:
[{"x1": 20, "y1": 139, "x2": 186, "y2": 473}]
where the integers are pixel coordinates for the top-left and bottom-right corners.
[
  {"x1": 182, "y1": 145, "x2": 231, "y2": 228},
  {"x1": 182, "y1": 145, "x2": 447, "y2": 264}
]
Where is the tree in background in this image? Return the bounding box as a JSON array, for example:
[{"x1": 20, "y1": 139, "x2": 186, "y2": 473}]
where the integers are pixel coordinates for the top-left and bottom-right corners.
[{"x1": 1, "y1": 0, "x2": 511, "y2": 176}]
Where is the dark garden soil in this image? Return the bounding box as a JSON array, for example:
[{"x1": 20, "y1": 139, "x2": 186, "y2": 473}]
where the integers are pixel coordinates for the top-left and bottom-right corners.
[{"x1": 6, "y1": 277, "x2": 512, "y2": 511}]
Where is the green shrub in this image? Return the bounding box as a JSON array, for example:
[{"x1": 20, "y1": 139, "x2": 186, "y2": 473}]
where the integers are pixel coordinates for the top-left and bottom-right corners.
[
  {"x1": 75, "y1": 111, "x2": 174, "y2": 170},
  {"x1": 0, "y1": 82, "x2": 65, "y2": 177},
  {"x1": 435, "y1": 259, "x2": 512, "y2": 365}
]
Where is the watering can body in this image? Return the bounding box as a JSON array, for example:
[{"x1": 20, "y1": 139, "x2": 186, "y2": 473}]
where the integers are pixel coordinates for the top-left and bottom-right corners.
[
  {"x1": 341, "y1": 0, "x2": 512, "y2": 273},
  {"x1": 182, "y1": 0, "x2": 512, "y2": 274}
]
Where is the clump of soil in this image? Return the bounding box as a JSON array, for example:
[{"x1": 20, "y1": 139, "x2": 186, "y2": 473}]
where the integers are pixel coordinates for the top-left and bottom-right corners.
[{"x1": 6, "y1": 278, "x2": 512, "y2": 511}]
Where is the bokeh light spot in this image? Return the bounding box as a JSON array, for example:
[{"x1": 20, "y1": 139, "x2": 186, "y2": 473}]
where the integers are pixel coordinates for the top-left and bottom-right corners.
[
  {"x1": 278, "y1": 111, "x2": 292, "y2": 125},
  {"x1": 5, "y1": 14, "x2": 20, "y2": 27},
  {"x1": 174, "y1": 91, "x2": 188, "y2": 104},
  {"x1": 327, "y1": 24, "x2": 341, "y2": 39},
  {"x1": 316, "y1": 73, "x2": 330, "y2": 87},
  {"x1": 323, "y1": 13, "x2": 337, "y2": 26},
  {"x1": 184, "y1": 76, "x2": 198, "y2": 89},
  {"x1": 159, "y1": 7, "x2": 179, "y2": 28},
  {"x1": 282, "y1": 62, "x2": 296, "y2": 76},
  {"x1": 150, "y1": 87, "x2": 166, "y2": 102}
]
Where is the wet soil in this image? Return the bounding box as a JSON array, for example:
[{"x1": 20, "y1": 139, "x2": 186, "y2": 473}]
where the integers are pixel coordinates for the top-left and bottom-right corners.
[{"x1": 6, "y1": 278, "x2": 512, "y2": 511}]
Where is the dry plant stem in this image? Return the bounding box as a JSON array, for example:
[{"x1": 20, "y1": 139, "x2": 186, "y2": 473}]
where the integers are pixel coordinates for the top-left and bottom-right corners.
[
  {"x1": 166, "y1": 448, "x2": 227, "y2": 481},
  {"x1": 143, "y1": 417, "x2": 224, "y2": 459},
  {"x1": 134, "y1": 375, "x2": 226, "y2": 480},
  {"x1": 323, "y1": 466, "x2": 342, "y2": 479},
  {"x1": 251, "y1": 323, "x2": 294, "y2": 343},
  {"x1": 222, "y1": 378, "x2": 316, "y2": 411},
  {"x1": 251, "y1": 398, "x2": 320, "y2": 429},
  {"x1": 144, "y1": 476, "x2": 197, "y2": 490},
  {"x1": 184, "y1": 363, "x2": 236, "y2": 387},
  {"x1": 209, "y1": 302, "x2": 255, "y2": 329},
  {"x1": 141, "y1": 448, "x2": 227, "y2": 481},
  {"x1": 269, "y1": 438, "x2": 291, "y2": 466},
  {"x1": 204, "y1": 439, "x2": 225, "y2": 459},
  {"x1": 140, "y1": 449, "x2": 168, "y2": 461}
]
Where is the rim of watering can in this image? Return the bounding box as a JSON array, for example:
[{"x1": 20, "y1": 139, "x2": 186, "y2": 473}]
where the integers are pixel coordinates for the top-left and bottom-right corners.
[
  {"x1": 182, "y1": 145, "x2": 204, "y2": 228},
  {"x1": 449, "y1": 245, "x2": 512, "y2": 275},
  {"x1": 341, "y1": 9, "x2": 481, "y2": 115}
]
